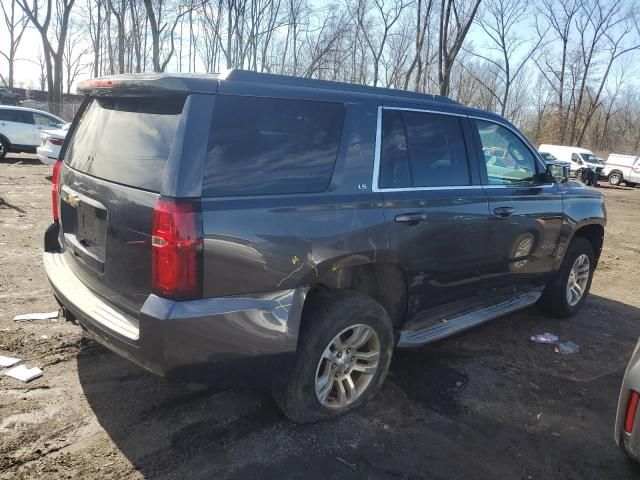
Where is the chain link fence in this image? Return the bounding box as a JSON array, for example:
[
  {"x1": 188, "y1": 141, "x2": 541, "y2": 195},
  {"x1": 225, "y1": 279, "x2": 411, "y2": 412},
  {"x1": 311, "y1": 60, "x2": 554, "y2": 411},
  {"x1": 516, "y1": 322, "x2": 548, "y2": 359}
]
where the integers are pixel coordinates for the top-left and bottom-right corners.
[{"x1": 17, "y1": 99, "x2": 82, "y2": 122}]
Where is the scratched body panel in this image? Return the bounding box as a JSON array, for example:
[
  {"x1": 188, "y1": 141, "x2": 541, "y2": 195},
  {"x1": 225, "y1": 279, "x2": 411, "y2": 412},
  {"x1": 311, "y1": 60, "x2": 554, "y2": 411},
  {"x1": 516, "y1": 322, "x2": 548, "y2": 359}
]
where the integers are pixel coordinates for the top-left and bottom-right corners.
[{"x1": 201, "y1": 101, "x2": 387, "y2": 298}]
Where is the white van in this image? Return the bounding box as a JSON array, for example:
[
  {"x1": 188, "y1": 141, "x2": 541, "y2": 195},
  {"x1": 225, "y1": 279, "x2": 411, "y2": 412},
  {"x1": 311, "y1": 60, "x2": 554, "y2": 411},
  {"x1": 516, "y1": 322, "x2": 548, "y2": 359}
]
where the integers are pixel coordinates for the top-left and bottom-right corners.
[
  {"x1": 602, "y1": 153, "x2": 640, "y2": 186},
  {"x1": 538, "y1": 144, "x2": 603, "y2": 177}
]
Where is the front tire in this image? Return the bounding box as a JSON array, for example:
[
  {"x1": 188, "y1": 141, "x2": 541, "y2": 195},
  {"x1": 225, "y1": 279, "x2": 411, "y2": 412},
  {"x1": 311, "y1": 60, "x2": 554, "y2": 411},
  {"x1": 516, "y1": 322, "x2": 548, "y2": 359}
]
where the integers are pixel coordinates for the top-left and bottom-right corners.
[
  {"x1": 539, "y1": 237, "x2": 595, "y2": 318},
  {"x1": 274, "y1": 290, "x2": 393, "y2": 423}
]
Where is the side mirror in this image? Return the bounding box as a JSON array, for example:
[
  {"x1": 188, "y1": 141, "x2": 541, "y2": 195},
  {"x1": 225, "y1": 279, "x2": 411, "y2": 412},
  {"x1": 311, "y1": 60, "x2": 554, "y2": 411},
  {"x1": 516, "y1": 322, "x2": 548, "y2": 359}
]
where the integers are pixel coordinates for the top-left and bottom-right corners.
[{"x1": 546, "y1": 163, "x2": 569, "y2": 183}]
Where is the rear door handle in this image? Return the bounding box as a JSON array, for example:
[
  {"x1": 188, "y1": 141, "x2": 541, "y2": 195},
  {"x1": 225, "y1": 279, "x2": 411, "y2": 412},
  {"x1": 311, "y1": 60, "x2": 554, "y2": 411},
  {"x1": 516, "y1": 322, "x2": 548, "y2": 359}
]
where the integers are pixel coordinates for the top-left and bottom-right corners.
[
  {"x1": 395, "y1": 212, "x2": 428, "y2": 224},
  {"x1": 493, "y1": 207, "x2": 515, "y2": 217}
]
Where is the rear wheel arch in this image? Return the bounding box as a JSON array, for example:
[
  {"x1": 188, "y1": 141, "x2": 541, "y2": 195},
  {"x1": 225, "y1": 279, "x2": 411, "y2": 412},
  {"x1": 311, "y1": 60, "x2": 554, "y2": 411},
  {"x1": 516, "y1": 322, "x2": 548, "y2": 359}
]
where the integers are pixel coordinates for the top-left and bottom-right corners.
[
  {"x1": 276, "y1": 288, "x2": 394, "y2": 422},
  {"x1": 301, "y1": 262, "x2": 408, "y2": 333}
]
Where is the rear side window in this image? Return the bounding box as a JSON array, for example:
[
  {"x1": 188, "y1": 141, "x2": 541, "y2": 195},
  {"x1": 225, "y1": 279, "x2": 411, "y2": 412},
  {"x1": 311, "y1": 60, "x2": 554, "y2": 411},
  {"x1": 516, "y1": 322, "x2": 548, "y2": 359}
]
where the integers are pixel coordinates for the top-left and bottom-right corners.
[
  {"x1": 202, "y1": 95, "x2": 344, "y2": 197},
  {"x1": 379, "y1": 110, "x2": 470, "y2": 188},
  {"x1": 0, "y1": 109, "x2": 33, "y2": 124},
  {"x1": 65, "y1": 97, "x2": 185, "y2": 192}
]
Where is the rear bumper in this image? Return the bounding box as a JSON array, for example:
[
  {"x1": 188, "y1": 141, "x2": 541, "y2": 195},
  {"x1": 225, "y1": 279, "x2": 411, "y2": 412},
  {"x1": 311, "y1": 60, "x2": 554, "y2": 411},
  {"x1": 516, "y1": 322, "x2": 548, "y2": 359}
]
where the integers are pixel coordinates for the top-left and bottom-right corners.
[
  {"x1": 36, "y1": 146, "x2": 58, "y2": 165},
  {"x1": 43, "y1": 233, "x2": 307, "y2": 384},
  {"x1": 615, "y1": 339, "x2": 640, "y2": 462}
]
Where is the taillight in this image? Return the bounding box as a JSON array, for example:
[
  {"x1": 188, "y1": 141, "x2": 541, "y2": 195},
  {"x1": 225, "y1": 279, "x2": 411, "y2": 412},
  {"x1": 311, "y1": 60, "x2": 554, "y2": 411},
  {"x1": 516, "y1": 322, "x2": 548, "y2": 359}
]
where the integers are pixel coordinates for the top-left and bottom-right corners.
[
  {"x1": 50, "y1": 138, "x2": 64, "y2": 146},
  {"x1": 151, "y1": 197, "x2": 203, "y2": 300},
  {"x1": 624, "y1": 390, "x2": 640, "y2": 434},
  {"x1": 52, "y1": 160, "x2": 62, "y2": 222}
]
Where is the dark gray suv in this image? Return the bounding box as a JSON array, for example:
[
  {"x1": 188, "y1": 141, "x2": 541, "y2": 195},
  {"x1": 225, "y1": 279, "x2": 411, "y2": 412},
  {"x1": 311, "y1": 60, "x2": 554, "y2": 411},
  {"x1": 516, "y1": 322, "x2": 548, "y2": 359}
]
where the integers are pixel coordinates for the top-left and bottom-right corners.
[{"x1": 44, "y1": 70, "x2": 606, "y2": 423}]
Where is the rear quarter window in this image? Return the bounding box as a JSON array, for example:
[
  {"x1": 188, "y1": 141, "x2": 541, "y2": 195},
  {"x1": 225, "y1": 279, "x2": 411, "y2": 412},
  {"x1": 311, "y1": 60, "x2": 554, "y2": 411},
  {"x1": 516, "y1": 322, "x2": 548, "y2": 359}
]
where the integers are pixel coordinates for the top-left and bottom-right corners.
[
  {"x1": 202, "y1": 95, "x2": 345, "y2": 197},
  {"x1": 0, "y1": 109, "x2": 33, "y2": 124},
  {"x1": 64, "y1": 96, "x2": 185, "y2": 192}
]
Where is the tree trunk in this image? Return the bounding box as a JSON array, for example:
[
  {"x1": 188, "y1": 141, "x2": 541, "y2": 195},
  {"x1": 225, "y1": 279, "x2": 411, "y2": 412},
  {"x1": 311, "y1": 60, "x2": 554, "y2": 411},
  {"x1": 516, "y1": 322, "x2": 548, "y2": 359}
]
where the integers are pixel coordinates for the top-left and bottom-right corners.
[{"x1": 143, "y1": 0, "x2": 161, "y2": 72}]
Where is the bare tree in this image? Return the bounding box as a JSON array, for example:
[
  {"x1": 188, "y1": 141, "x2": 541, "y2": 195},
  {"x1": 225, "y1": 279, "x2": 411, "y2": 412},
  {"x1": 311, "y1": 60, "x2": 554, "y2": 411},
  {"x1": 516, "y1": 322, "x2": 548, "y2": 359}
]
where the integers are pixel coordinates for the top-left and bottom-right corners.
[
  {"x1": 63, "y1": 23, "x2": 90, "y2": 92},
  {"x1": 84, "y1": 0, "x2": 105, "y2": 76},
  {"x1": 571, "y1": 0, "x2": 639, "y2": 145},
  {"x1": 107, "y1": 0, "x2": 128, "y2": 73},
  {"x1": 470, "y1": 0, "x2": 546, "y2": 116},
  {"x1": 437, "y1": 0, "x2": 481, "y2": 96},
  {"x1": 403, "y1": 0, "x2": 433, "y2": 91},
  {"x1": 143, "y1": 0, "x2": 196, "y2": 72},
  {"x1": 355, "y1": 0, "x2": 411, "y2": 87},
  {"x1": 535, "y1": 0, "x2": 580, "y2": 142},
  {"x1": 0, "y1": 0, "x2": 29, "y2": 87},
  {"x1": 18, "y1": 0, "x2": 78, "y2": 114}
]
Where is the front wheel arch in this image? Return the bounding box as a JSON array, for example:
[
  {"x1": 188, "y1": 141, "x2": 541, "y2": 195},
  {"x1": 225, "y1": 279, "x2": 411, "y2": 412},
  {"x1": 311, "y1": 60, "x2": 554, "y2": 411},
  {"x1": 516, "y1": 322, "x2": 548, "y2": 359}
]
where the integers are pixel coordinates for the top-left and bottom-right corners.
[{"x1": 570, "y1": 224, "x2": 605, "y2": 264}]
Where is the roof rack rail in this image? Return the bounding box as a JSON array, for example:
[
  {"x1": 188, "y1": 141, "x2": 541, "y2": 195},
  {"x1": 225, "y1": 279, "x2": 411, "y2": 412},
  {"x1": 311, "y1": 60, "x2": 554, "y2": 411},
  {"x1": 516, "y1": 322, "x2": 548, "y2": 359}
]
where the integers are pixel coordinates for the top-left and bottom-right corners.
[{"x1": 78, "y1": 69, "x2": 460, "y2": 106}]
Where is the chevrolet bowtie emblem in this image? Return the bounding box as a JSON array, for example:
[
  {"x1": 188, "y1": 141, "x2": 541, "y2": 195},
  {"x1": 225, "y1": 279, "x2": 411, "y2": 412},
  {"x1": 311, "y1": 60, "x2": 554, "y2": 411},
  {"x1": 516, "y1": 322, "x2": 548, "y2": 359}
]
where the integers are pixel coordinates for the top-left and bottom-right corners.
[{"x1": 67, "y1": 194, "x2": 80, "y2": 207}]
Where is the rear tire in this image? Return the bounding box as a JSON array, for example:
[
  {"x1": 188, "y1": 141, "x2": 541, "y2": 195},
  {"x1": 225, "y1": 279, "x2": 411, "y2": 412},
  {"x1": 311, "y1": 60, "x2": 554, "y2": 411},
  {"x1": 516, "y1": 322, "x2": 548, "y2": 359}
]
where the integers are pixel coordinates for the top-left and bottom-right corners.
[
  {"x1": 609, "y1": 172, "x2": 622, "y2": 186},
  {"x1": 538, "y1": 237, "x2": 595, "y2": 318},
  {"x1": 0, "y1": 138, "x2": 8, "y2": 160},
  {"x1": 274, "y1": 290, "x2": 393, "y2": 423}
]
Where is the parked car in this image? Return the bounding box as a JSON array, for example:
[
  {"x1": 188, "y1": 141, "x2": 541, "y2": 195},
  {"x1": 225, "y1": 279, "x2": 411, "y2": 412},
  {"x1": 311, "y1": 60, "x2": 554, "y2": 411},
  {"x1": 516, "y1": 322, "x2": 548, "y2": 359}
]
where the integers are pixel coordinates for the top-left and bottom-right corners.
[
  {"x1": 538, "y1": 144, "x2": 604, "y2": 179},
  {"x1": 615, "y1": 338, "x2": 640, "y2": 462},
  {"x1": 43, "y1": 71, "x2": 606, "y2": 423},
  {"x1": 602, "y1": 153, "x2": 640, "y2": 187},
  {"x1": 0, "y1": 87, "x2": 21, "y2": 105},
  {"x1": 37, "y1": 123, "x2": 70, "y2": 165},
  {"x1": 0, "y1": 106, "x2": 65, "y2": 159}
]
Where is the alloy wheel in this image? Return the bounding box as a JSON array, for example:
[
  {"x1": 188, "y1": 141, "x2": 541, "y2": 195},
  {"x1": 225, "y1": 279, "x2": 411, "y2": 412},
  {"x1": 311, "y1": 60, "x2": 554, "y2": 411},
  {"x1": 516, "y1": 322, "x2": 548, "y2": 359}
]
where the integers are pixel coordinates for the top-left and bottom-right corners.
[
  {"x1": 566, "y1": 253, "x2": 590, "y2": 306},
  {"x1": 314, "y1": 324, "x2": 380, "y2": 409}
]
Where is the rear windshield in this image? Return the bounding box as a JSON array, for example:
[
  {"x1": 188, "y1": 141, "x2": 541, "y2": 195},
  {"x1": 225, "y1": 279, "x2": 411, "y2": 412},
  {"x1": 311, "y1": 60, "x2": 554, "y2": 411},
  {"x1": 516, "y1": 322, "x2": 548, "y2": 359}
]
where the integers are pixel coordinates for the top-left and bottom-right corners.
[
  {"x1": 202, "y1": 95, "x2": 344, "y2": 197},
  {"x1": 65, "y1": 96, "x2": 185, "y2": 192}
]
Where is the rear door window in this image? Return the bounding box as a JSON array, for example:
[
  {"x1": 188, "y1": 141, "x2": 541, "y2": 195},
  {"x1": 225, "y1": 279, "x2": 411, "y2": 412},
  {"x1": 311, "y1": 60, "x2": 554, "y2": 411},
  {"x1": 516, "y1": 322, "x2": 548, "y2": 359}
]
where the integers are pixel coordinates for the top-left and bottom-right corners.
[
  {"x1": 0, "y1": 109, "x2": 33, "y2": 124},
  {"x1": 64, "y1": 97, "x2": 185, "y2": 192},
  {"x1": 0, "y1": 110, "x2": 14, "y2": 122},
  {"x1": 379, "y1": 109, "x2": 471, "y2": 188},
  {"x1": 202, "y1": 95, "x2": 344, "y2": 197}
]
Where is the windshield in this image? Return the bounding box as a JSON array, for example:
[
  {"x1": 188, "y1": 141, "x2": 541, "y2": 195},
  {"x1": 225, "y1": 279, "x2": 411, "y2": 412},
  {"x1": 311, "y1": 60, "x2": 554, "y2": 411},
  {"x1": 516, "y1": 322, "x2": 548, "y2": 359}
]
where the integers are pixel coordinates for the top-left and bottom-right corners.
[{"x1": 580, "y1": 153, "x2": 600, "y2": 164}]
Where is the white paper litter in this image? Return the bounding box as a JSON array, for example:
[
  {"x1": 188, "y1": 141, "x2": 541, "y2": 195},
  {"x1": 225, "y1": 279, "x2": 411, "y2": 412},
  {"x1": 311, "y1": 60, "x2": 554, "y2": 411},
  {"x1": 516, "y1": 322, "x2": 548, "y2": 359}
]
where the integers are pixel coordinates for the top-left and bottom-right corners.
[
  {"x1": 13, "y1": 311, "x2": 59, "y2": 322},
  {"x1": 0, "y1": 355, "x2": 21, "y2": 368},
  {"x1": 4, "y1": 365, "x2": 43, "y2": 382}
]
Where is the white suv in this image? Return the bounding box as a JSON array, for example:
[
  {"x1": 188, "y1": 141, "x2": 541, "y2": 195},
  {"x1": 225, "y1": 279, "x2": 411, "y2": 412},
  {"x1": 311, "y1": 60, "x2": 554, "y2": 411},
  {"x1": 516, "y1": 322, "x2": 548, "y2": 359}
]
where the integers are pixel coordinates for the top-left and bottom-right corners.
[{"x1": 0, "y1": 106, "x2": 65, "y2": 160}]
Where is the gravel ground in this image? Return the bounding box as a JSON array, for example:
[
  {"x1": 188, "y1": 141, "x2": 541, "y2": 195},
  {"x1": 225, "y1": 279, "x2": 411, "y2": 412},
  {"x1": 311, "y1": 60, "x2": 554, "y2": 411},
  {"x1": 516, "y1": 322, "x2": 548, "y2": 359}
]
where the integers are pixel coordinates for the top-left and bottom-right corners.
[{"x1": 1, "y1": 155, "x2": 640, "y2": 479}]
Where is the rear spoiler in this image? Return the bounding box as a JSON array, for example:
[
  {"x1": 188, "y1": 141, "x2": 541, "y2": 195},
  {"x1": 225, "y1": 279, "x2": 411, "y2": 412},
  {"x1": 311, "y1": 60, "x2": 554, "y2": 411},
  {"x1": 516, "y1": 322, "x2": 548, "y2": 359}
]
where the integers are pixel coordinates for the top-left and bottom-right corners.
[{"x1": 78, "y1": 73, "x2": 221, "y2": 97}]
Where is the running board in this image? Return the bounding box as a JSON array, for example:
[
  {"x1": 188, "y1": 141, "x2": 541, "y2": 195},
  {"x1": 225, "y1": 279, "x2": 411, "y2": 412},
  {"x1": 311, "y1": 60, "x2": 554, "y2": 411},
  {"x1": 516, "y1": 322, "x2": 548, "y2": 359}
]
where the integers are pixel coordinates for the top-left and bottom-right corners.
[{"x1": 397, "y1": 289, "x2": 542, "y2": 348}]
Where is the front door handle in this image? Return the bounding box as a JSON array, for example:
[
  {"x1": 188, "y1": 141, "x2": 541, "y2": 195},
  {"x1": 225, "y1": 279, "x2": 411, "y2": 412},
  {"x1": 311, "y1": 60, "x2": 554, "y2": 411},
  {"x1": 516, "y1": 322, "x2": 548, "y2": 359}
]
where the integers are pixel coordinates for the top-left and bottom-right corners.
[
  {"x1": 395, "y1": 212, "x2": 428, "y2": 224},
  {"x1": 493, "y1": 207, "x2": 515, "y2": 217}
]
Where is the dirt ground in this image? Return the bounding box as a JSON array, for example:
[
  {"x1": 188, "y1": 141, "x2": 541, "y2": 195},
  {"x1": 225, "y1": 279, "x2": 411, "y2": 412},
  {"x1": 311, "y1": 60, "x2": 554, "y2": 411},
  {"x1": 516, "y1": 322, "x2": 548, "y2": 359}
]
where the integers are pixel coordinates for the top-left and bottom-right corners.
[{"x1": 1, "y1": 155, "x2": 640, "y2": 480}]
